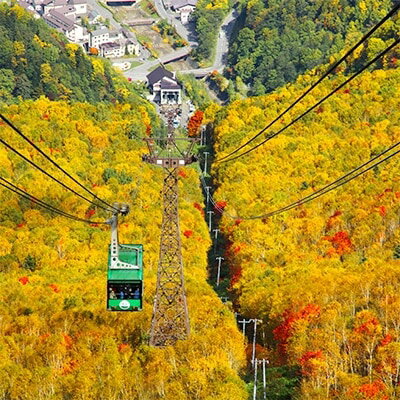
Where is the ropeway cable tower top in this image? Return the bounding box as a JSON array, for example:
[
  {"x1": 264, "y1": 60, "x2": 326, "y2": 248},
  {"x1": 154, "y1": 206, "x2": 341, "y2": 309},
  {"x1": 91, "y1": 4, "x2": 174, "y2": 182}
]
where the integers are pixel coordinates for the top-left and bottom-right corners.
[{"x1": 142, "y1": 112, "x2": 199, "y2": 347}]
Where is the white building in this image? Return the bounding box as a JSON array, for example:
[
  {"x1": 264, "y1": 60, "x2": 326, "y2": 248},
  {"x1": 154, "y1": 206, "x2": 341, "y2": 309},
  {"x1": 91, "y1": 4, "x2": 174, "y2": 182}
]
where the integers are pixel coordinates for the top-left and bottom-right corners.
[
  {"x1": 170, "y1": 0, "x2": 197, "y2": 24},
  {"x1": 100, "y1": 42, "x2": 125, "y2": 58},
  {"x1": 90, "y1": 28, "x2": 110, "y2": 49},
  {"x1": 70, "y1": 0, "x2": 86, "y2": 15},
  {"x1": 41, "y1": 0, "x2": 86, "y2": 16},
  {"x1": 43, "y1": 9, "x2": 89, "y2": 43},
  {"x1": 147, "y1": 66, "x2": 182, "y2": 105}
]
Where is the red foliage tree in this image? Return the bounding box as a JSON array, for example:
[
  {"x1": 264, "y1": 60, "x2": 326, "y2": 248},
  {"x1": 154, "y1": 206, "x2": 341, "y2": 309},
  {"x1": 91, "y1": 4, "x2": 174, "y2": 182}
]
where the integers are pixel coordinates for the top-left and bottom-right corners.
[
  {"x1": 49, "y1": 284, "x2": 60, "y2": 293},
  {"x1": 18, "y1": 276, "x2": 29, "y2": 285},
  {"x1": 215, "y1": 200, "x2": 227, "y2": 212},
  {"x1": 187, "y1": 110, "x2": 204, "y2": 137},
  {"x1": 358, "y1": 380, "x2": 387, "y2": 399},
  {"x1": 299, "y1": 350, "x2": 324, "y2": 376},
  {"x1": 118, "y1": 343, "x2": 130, "y2": 353},
  {"x1": 324, "y1": 231, "x2": 352, "y2": 256},
  {"x1": 178, "y1": 169, "x2": 188, "y2": 178},
  {"x1": 183, "y1": 230, "x2": 193, "y2": 238},
  {"x1": 193, "y1": 202, "x2": 204, "y2": 216},
  {"x1": 273, "y1": 304, "x2": 321, "y2": 357}
]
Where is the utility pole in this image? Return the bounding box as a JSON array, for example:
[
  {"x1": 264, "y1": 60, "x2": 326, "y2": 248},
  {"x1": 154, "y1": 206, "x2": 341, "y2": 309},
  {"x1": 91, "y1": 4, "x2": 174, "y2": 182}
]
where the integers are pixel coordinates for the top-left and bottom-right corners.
[
  {"x1": 252, "y1": 319, "x2": 262, "y2": 365},
  {"x1": 238, "y1": 318, "x2": 252, "y2": 337},
  {"x1": 207, "y1": 210, "x2": 214, "y2": 231},
  {"x1": 142, "y1": 116, "x2": 199, "y2": 347},
  {"x1": 253, "y1": 358, "x2": 258, "y2": 400},
  {"x1": 213, "y1": 228, "x2": 219, "y2": 254},
  {"x1": 216, "y1": 256, "x2": 224, "y2": 286},
  {"x1": 262, "y1": 358, "x2": 268, "y2": 400},
  {"x1": 203, "y1": 151, "x2": 209, "y2": 175},
  {"x1": 205, "y1": 186, "x2": 211, "y2": 209}
]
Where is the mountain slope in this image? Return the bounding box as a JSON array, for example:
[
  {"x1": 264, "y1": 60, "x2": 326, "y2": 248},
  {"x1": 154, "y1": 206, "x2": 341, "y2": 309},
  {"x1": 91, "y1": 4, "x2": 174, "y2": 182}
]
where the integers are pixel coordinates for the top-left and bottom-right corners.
[
  {"x1": 0, "y1": 4, "x2": 142, "y2": 104},
  {"x1": 0, "y1": 98, "x2": 248, "y2": 399},
  {"x1": 210, "y1": 68, "x2": 400, "y2": 398},
  {"x1": 228, "y1": 0, "x2": 399, "y2": 95}
]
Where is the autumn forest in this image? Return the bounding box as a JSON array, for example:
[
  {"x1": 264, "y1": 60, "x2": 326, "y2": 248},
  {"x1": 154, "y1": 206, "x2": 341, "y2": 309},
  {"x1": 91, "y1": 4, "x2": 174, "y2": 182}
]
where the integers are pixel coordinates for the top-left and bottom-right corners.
[{"x1": 1, "y1": 0, "x2": 400, "y2": 399}]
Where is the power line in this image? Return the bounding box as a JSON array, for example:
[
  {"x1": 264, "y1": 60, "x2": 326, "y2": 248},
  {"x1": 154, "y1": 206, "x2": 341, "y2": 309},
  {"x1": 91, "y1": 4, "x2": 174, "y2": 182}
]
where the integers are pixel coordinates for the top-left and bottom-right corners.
[
  {"x1": 202, "y1": 141, "x2": 400, "y2": 220},
  {"x1": 220, "y1": 38, "x2": 400, "y2": 163},
  {"x1": 0, "y1": 114, "x2": 119, "y2": 212},
  {"x1": 0, "y1": 176, "x2": 108, "y2": 224},
  {"x1": 217, "y1": 2, "x2": 400, "y2": 162},
  {"x1": 0, "y1": 137, "x2": 112, "y2": 212}
]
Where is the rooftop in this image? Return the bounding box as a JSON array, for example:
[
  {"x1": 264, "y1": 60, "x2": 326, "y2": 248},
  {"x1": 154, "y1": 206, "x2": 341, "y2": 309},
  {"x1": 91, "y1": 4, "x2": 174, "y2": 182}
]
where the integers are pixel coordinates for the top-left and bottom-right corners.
[
  {"x1": 56, "y1": 5, "x2": 76, "y2": 16},
  {"x1": 100, "y1": 42, "x2": 122, "y2": 49},
  {"x1": 44, "y1": 9, "x2": 75, "y2": 31},
  {"x1": 147, "y1": 66, "x2": 174, "y2": 86},
  {"x1": 171, "y1": 0, "x2": 197, "y2": 9},
  {"x1": 160, "y1": 77, "x2": 181, "y2": 90},
  {"x1": 92, "y1": 27, "x2": 109, "y2": 36}
]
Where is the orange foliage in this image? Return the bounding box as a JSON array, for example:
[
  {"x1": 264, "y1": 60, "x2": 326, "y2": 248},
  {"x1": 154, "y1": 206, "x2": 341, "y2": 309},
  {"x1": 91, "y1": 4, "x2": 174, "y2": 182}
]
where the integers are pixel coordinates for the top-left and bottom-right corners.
[
  {"x1": 324, "y1": 231, "x2": 352, "y2": 256},
  {"x1": 18, "y1": 276, "x2": 29, "y2": 285},
  {"x1": 215, "y1": 200, "x2": 227, "y2": 212},
  {"x1": 299, "y1": 350, "x2": 324, "y2": 376},
  {"x1": 377, "y1": 206, "x2": 386, "y2": 217},
  {"x1": 183, "y1": 230, "x2": 193, "y2": 238},
  {"x1": 354, "y1": 317, "x2": 380, "y2": 335},
  {"x1": 49, "y1": 284, "x2": 60, "y2": 293},
  {"x1": 118, "y1": 343, "x2": 130, "y2": 353},
  {"x1": 85, "y1": 209, "x2": 96, "y2": 218},
  {"x1": 62, "y1": 334, "x2": 73, "y2": 349},
  {"x1": 187, "y1": 110, "x2": 204, "y2": 137},
  {"x1": 193, "y1": 202, "x2": 205, "y2": 216},
  {"x1": 273, "y1": 304, "x2": 321, "y2": 356},
  {"x1": 358, "y1": 381, "x2": 387, "y2": 399},
  {"x1": 379, "y1": 334, "x2": 393, "y2": 347},
  {"x1": 178, "y1": 169, "x2": 188, "y2": 178}
]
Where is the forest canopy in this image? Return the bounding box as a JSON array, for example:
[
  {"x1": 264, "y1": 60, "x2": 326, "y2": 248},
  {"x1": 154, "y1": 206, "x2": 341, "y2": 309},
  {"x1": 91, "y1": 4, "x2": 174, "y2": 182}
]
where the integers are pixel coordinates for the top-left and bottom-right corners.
[
  {"x1": 0, "y1": 4, "x2": 144, "y2": 104},
  {"x1": 210, "y1": 67, "x2": 400, "y2": 398},
  {"x1": 227, "y1": 0, "x2": 400, "y2": 95}
]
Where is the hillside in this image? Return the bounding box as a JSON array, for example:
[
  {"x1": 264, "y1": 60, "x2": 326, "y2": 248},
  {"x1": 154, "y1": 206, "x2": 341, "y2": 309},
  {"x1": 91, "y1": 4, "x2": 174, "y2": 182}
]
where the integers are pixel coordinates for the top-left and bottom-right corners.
[
  {"x1": 210, "y1": 68, "x2": 400, "y2": 398},
  {"x1": 228, "y1": 0, "x2": 399, "y2": 95},
  {"x1": 0, "y1": 98, "x2": 247, "y2": 399},
  {"x1": 0, "y1": 4, "x2": 143, "y2": 104}
]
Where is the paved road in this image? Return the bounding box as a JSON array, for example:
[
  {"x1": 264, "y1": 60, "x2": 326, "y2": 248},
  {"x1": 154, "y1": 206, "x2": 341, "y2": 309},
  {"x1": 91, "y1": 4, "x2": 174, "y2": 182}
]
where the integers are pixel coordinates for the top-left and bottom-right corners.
[
  {"x1": 153, "y1": 0, "x2": 197, "y2": 45},
  {"x1": 125, "y1": 47, "x2": 191, "y2": 81},
  {"x1": 86, "y1": 0, "x2": 122, "y2": 30},
  {"x1": 123, "y1": 3, "x2": 238, "y2": 81},
  {"x1": 179, "y1": 7, "x2": 239, "y2": 76}
]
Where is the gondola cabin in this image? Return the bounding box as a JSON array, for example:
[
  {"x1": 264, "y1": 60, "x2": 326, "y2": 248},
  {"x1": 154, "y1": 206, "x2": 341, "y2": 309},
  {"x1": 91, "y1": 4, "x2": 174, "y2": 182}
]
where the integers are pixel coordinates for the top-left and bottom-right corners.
[
  {"x1": 107, "y1": 244, "x2": 143, "y2": 311},
  {"x1": 106, "y1": 208, "x2": 143, "y2": 312}
]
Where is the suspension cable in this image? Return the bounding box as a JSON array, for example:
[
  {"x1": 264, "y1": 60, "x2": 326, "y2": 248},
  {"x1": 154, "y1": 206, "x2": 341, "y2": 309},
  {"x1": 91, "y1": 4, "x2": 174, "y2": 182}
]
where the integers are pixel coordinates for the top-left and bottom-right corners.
[
  {"x1": 0, "y1": 114, "x2": 119, "y2": 212},
  {"x1": 220, "y1": 38, "x2": 400, "y2": 163},
  {"x1": 0, "y1": 177, "x2": 109, "y2": 224},
  {"x1": 202, "y1": 141, "x2": 400, "y2": 220},
  {"x1": 0, "y1": 137, "x2": 114, "y2": 212},
  {"x1": 217, "y1": 2, "x2": 400, "y2": 162}
]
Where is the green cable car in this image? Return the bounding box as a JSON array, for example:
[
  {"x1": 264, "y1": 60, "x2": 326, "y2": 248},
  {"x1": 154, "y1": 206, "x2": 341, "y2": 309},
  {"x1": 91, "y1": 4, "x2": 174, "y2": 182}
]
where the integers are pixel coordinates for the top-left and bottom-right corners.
[{"x1": 107, "y1": 205, "x2": 143, "y2": 312}]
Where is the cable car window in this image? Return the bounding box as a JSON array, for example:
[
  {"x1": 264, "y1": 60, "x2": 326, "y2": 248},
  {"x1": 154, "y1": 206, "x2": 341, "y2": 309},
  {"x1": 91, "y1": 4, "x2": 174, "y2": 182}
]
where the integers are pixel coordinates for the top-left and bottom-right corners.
[{"x1": 108, "y1": 283, "x2": 141, "y2": 300}]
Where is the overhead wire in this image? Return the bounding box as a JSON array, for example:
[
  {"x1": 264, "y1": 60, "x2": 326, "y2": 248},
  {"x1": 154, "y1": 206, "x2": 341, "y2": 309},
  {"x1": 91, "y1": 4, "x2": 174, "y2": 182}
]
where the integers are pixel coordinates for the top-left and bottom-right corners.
[
  {"x1": 217, "y1": 2, "x2": 400, "y2": 162},
  {"x1": 0, "y1": 113, "x2": 119, "y2": 212},
  {"x1": 220, "y1": 38, "x2": 400, "y2": 163},
  {"x1": 0, "y1": 177, "x2": 108, "y2": 225},
  {"x1": 0, "y1": 137, "x2": 112, "y2": 212},
  {"x1": 201, "y1": 141, "x2": 400, "y2": 220}
]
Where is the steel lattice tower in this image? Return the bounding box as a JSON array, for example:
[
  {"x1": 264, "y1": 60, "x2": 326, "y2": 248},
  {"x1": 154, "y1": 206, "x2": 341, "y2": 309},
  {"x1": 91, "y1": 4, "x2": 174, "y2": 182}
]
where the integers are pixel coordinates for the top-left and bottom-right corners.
[
  {"x1": 149, "y1": 168, "x2": 190, "y2": 346},
  {"x1": 142, "y1": 108, "x2": 198, "y2": 346}
]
